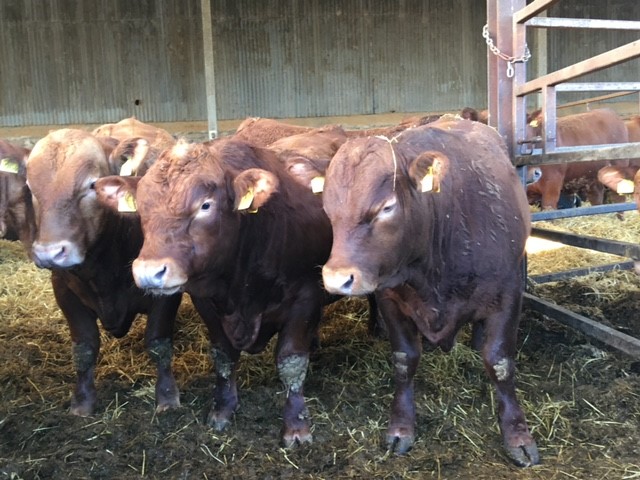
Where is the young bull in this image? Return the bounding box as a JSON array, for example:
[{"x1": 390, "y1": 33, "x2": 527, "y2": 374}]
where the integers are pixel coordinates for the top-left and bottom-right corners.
[
  {"x1": 25, "y1": 128, "x2": 182, "y2": 416},
  {"x1": 320, "y1": 117, "x2": 539, "y2": 466},
  {"x1": 0, "y1": 139, "x2": 34, "y2": 245},
  {"x1": 94, "y1": 138, "x2": 333, "y2": 447}
]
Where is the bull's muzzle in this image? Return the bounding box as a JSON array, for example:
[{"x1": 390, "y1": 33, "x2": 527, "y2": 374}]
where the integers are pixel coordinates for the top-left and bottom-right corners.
[
  {"x1": 132, "y1": 257, "x2": 187, "y2": 294},
  {"x1": 322, "y1": 265, "x2": 373, "y2": 296},
  {"x1": 32, "y1": 240, "x2": 83, "y2": 269}
]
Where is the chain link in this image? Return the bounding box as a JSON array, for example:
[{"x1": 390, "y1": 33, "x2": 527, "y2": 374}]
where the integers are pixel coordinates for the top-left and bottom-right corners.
[{"x1": 482, "y1": 24, "x2": 531, "y2": 78}]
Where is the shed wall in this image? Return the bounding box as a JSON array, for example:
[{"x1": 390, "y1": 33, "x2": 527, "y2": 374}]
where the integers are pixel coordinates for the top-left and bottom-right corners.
[{"x1": 0, "y1": 0, "x2": 637, "y2": 126}]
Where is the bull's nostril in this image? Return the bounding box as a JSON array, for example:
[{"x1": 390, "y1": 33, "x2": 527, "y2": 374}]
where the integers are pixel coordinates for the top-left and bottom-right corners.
[
  {"x1": 153, "y1": 265, "x2": 167, "y2": 281},
  {"x1": 343, "y1": 274, "x2": 354, "y2": 290}
]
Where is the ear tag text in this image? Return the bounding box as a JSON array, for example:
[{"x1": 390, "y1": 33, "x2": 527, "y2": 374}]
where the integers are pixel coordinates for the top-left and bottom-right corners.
[
  {"x1": 237, "y1": 188, "x2": 255, "y2": 211},
  {"x1": 0, "y1": 158, "x2": 19, "y2": 174},
  {"x1": 117, "y1": 192, "x2": 137, "y2": 212},
  {"x1": 420, "y1": 167, "x2": 435, "y2": 192},
  {"x1": 311, "y1": 176, "x2": 325, "y2": 194}
]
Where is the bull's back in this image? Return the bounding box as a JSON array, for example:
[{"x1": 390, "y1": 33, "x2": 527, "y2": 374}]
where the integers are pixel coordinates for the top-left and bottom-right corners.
[{"x1": 401, "y1": 121, "x2": 530, "y2": 250}]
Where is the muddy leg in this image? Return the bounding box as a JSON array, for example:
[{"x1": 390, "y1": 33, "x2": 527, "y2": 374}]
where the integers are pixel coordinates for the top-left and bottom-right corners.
[
  {"x1": 378, "y1": 293, "x2": 421, "y2": 454},
  {"x1": 147, "y1": 338, "x2": 180, "y2": 412},
  {"x1": 207, "y1": 346, "x2": 240, "y2": 431},
  {"x1": 71, "y1": 341, "x2": 98, "y2": 416},
  {"x1": 483, "y1": 310, "x2": 539, "y2": 467},
  {"x1": 278, "y1": 353, "x2": 312, "y2": 447}
]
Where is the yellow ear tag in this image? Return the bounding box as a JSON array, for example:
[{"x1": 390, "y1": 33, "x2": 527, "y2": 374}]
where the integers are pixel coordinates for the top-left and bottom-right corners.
[
  {"x1": 237, "y1": 187, "x2": 254, "y2": 211},
  {"x1": 617, "y1": 179, "x2": 635, "y2": 194},
  {"x1": 420, "y1": 167, "x2": 435, "y2": 193},
  {"x1": 120, "y1": 158, "x2": 134, "y2": 176},
  {"x1": 117, "y1": 192, "x2": 137, "y2": 212},
  {"x1": 0, "y1": 157, "x2": 19, "y2": 174},
  {"x1": 311, "y1": 176, "x2": 325, "y2": 194},
  {"x1": 529, "y1": 119, "x2": 539, "y2": 128}
]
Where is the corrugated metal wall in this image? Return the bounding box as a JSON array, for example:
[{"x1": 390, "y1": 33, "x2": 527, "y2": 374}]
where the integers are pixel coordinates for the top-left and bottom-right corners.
[
  {"x1": 0, "y1": 0, "x2": 637, "y2": 127},
  {"x1": 0, "y1": 0, "x2": 204, "y2": 126},
  {"x1": 211, "y1": 0, "x2": 487, "y2": 119}
]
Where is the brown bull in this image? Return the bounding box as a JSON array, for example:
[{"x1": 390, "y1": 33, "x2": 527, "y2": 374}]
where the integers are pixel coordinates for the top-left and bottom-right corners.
[
  {"x1": 233, "y1": 117, "x2": 315, "y2": 146},
  {"x1": 94, "y1": 138, "x2": 333, "y2": 447},
  {"x1": 320, "y1": 117, "x2": 539, "y2": 467},
  {"x1": 26, "y1": 128, "x2": 182, "y2": 416},
  {"x1": 0, "y1": 140, "x2": 34, "y2": 245},
  {"x1": 526, "y1": 108, "x2": 629, "y2": 209}
]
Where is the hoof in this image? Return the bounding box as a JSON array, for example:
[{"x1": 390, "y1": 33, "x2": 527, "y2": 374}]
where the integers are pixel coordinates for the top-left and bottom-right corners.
[
  {"x1": 282, "y1": 429, "x2": 313, "y2": 449},
  {"x1": 70, "y1": 396, "x2": 95, "y2": 417},
  {"x1": 155, "y1": 397, "x2": 180, "y2": 414},
  {"x1": 385, "y1": 428, "x2": 415, "y2": 455},
  {"x1": 506, "y1": 440, "x2": 540, "y2": 467},
  {"x1": 206, "y1": 409, "x2": 233, "y2": 432}
]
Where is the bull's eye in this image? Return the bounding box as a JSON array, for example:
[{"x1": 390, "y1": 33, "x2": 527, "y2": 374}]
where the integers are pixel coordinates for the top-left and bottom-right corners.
[
  {"x1": 377, "y1": 197, "x2": 397, "y2": 220},
  {"x1": 195, "y1": 198, "x2": 215, "y2": 218},
  {"x1": 89, "y1": 181, "x2": 96, "y2": 190}
]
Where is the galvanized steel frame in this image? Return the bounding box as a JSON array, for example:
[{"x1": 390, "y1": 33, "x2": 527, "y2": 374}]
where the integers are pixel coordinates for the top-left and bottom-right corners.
[{"x1": 487, "y1": 0, "x2": 640, "y2": 357}]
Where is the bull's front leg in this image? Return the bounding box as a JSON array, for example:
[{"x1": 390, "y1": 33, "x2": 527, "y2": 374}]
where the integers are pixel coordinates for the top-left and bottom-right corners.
[
  {"x1": 145, "y1": 293, "x2": 182, "y2": 412},
  {"x1": 52, "y1": 278, "x2": 100, "y2": 416},
  {"x1": 207, "y1": 346, "x2": 240, "y2": 431},
  {"x1": 377, "y1": 291, "x2": 422, "y2": 454},
  {"x1": 277, "y1": 352, "x2": 311, "y2": 447}
]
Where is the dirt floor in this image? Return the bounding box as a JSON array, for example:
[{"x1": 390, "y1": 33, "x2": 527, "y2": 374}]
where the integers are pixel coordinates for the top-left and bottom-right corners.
[{"x1": 2, "y1": 123, "x2": 640, "y2": 479}]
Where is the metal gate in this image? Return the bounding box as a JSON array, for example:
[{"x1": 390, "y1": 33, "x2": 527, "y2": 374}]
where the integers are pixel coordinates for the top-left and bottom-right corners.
[{"x1": 486, "y1": 0, "x2": 640, "y2": 357}]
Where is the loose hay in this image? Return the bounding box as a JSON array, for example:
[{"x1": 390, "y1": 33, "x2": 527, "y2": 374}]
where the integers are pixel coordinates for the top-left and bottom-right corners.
[{"x1": 2, "y1": 201, "x2": 640, "y2": 480}]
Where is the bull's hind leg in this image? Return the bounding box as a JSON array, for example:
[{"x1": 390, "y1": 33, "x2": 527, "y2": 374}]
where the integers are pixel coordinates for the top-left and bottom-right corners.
[{"x1": 482, "y1": 304, "x2": 540, "y2": 467}]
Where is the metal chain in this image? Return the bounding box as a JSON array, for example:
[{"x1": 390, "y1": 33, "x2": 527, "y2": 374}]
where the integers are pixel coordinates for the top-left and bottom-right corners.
[{"x1": 482, "y1": 24, "x2": 531, "y2": 78}]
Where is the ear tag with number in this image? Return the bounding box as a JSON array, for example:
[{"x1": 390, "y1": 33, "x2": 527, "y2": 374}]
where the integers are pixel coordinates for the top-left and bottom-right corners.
[
  {"x1": 117, "y1": 191, "x2": 137, "y2": 212},
  {"x1": 617, "y1": 179, "x2": 635, "y2": 194},
  {"x1": 237, "y1": 188, "x2": 254, "y2": 211},
  {"x1": 420, "y1": 167, "x2": 435, "y2": 193},
  {"x1": 0, "y1": 158, "x2": 19, "y2": 174},
  {"x1": 311, "y1": 176, "x2": 325, "y2": 194},
  {"x1": 120, "y1": 158, "x2": 134, "y2": 176}
]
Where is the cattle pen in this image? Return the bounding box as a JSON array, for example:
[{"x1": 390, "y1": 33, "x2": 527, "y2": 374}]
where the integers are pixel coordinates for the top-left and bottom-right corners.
[
  {"x1": 486, "y1": 0, "x2": 640, "y2": 358},
  {"x1": 3, "y1": 1, "x2": 640, "y2": 479}
]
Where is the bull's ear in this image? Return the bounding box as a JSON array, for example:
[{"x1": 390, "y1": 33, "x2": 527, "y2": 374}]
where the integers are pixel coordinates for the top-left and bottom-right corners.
[
  {"x1": 233, "y1": 168, "x2": 279, "y2": 212},
  {"x1": 94, "y1": 175, "x2": 141, "y2": 214},
  {"x1": 408, "y1": 151, "x2": 449, "y2": 193},
  {"x1": 286, "y1": 156, "x2": 327, "y2": 193}
]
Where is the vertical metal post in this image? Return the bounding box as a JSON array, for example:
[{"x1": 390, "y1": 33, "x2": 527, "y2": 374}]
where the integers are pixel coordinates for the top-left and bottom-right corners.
[
  {"x1": 201, "y1": 0, "x2": 218, "y2": 139},
  {"x1": 487, "y1": 0, "x2": 526, "y2": 159}
]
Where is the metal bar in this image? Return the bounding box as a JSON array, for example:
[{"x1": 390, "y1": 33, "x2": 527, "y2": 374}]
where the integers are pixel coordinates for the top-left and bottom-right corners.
[
  {"x1": 515, "y1": 142, "x2": 640, "y2": 166},
  {"x1": 201, "y1": 0, "x2": 218, "y2": 139},
  {"x1": 514, "y1": 0, "x2": 561, "y2": 24},
  {"x1": 516, "y1": 40, "x2": 640, "y2": 97},
  {"x1": 530, "y1": 227, "x2": 640, "y2": 259},
  {"x1": 529, "y1": 261, "x2": 634, "y2": 284},
  {"x1": 487, "y1": 0, "x2": 523, "y2": 157},
  {"x1": 525, "y1": 17, "x2": 640, "y2": 30},
  {"x1": 531, "y1": 202, "x2": 638, "y2": 221},
  {"x1": 555, "y1": 82, "x2": 640, "y2": 92},
  {"x1": 524, "y1": 293, "x2": 640, "y2": 358},
  {"x1": 558, "y1": 91, "x2": 640, "y2": 109}
]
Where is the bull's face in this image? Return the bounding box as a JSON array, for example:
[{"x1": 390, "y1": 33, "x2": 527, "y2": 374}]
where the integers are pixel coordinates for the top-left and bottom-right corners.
[
  {"x1": 321, "y1": 137, "x2": 448, "y2": 296},
  {"x1": 27, "y1": 130, "x2": 114, "y2": 269},
  {"x1": 95, "y1": 141, "x2": 250, "y2": 296}
]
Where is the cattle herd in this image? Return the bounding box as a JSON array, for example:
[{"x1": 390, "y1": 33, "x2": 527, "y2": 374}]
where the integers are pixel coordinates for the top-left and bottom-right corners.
[{"x1": 2, "y1": 108, "x2": 640, "y2": 469}]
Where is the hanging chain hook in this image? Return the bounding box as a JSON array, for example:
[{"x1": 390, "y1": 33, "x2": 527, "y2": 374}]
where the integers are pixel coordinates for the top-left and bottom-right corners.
[{"x1": 482, "y1": 24, "x2": 531, "y2": 78}]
